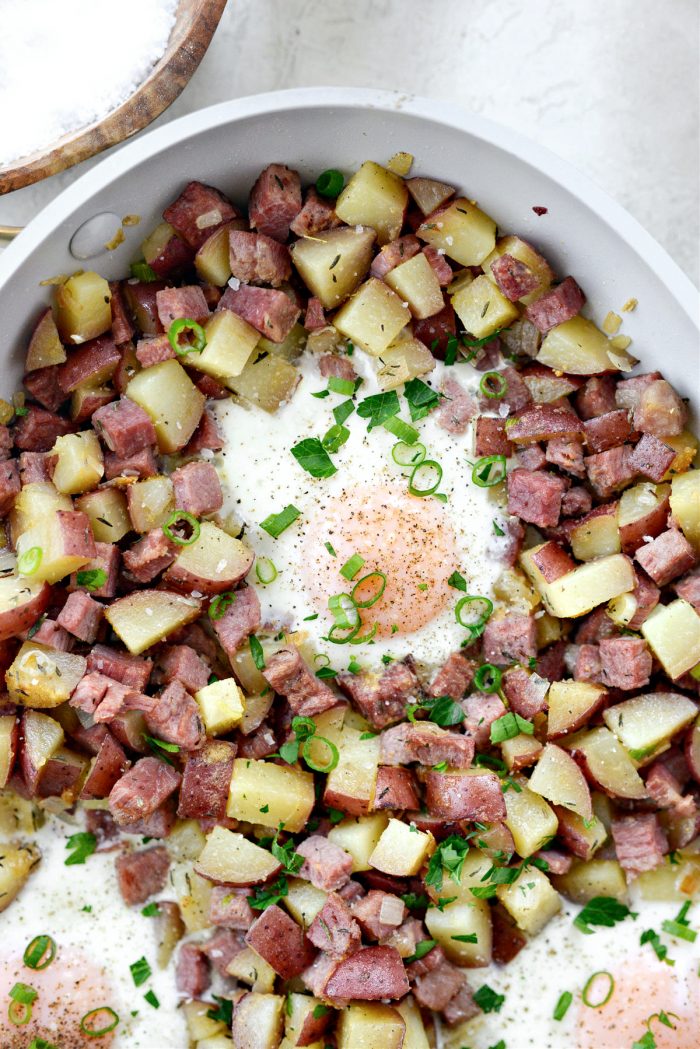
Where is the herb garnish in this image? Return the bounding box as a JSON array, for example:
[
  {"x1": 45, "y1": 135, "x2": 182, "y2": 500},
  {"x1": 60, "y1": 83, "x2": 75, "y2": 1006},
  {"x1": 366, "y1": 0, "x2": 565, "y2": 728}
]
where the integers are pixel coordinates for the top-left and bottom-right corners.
[
  {"x1": 573, "y1": 896, "x2": 637, "y2": 935},
  {"x1": 65, "y1": 832, "x2": 97, "y2": 866}
]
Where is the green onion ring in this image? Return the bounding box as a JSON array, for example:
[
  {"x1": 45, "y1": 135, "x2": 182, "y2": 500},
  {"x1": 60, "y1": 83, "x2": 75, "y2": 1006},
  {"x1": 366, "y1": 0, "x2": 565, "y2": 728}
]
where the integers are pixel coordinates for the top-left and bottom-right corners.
[
  {"x1": 392, "y1": 441, "x2": 426, "y2": 469},
  {"x1": 302, "y1": 735, "x2": 339, "y2": 773},
  {"x1": 314, "y1": 652, "x2": 331, "y2": 668},
  {"x1": 471, "y1": 455, "x2": 507, "y2": 488},
  {"x1": 255, "y1": 557, "x2": 278, "y2": 584},
  {"x1": 208, "y1": 591, "x2": 235, "y2": 620},
  {"x1": 17, "y1": 546, "x2": 42, "y2": 575},
  {"x1": 326, "y1": 621, "x2": 362, "y2": 645},
  {"x1": 582, "y1": 971, "x2": 615, "y2": 1008},
  {"x1": 409, "y1": 459, "x2": 443, "y2": 497},
  {"x1": 473, "y1": 663, "x2": 502, "y2": 693},
  {"x1": 455, "y1": 595, "x2": 493, "y2": 635},
  {"x1": 328, "y1": 593, "x2": 361, "y2": 630},
  {"x1": 80, "y1": 1006, "x2": 120, "y2": 1037},
  {"x1": 23, "y1": 934, "x2": 56, "y2": 970},
  {"x1": 479, "y1": 371, "x2": 508, "y2": 398},
  {"x1": 8, "y1": 1000, "x2": 32, "y2": 1026},
  {"x1": 167, "y1": 317, "x2": 207, "y2": 356},
  {"x1": 163, "y1": 510, "x2": 200, "y2": 546},
  {"x1": 349, "y1": 622, "x2": 378, "y2": 645},
  {"x1": 351, "y1": 572, "x2": 387, "y2": 609},
  {"x1": 316, "y1": 169, "x2": 344, "y2": 197}
]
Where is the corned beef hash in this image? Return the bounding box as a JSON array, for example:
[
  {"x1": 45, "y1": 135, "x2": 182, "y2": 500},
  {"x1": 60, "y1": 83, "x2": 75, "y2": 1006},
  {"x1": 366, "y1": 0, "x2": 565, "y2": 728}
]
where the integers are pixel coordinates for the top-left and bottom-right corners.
[{"x1": 0, "y1": 156, "x2": 698, "y2": 1049}]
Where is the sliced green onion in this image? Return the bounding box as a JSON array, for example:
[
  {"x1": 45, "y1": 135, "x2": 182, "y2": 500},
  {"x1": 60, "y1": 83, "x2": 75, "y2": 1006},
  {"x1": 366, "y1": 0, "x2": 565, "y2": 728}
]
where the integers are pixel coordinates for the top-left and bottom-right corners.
[
  {"x1": 409, "y1": 459, "x2": 443, "y2": 497},
  {"x1": 129, "y1": 957, "x2": 151, "y2": 988},
  {"x1": 582, "y1": 971, "x2": 614, "y2": 1008},
  {"x1": 302, "y1": 734, "x2": 339, "y2": 773},
  {"x1": 167, "y1": 317, "x2": 207, "y2": 356},
  {"x1": 392, "y1": 441, "x2": 426, "y2": 469},
  {"x1": 455, "y1": 595, "x2": 493, "y2": 635},
  {"x1": 661, "y1": 919, "x2": 697, "y2": 943},
  {"x1": 209, "y1": 591, "x2": 235, "y2": 620},
  {"x1": 474, "y1": 664, "x2": 502, "y2": 693},
  {"x1": 349, "y1": 622, "x2": 378, "y2": 645},
  {"x1": 351, "y1": 572, "x2": 387, "y2": 609},
  {"x1": 80, "y1": 1006, "x2": 120, "y2": 1036},
  {"x1": 249, "y1": 635, "x2": 265, "y2": 670},
  {"x1": 9, "y1": 983, "x2": 37, "y2": 1026},
  {"x1": 553, "y1": 991, "x2": 573, "y2": 1021},
  {"x1": 340, "y1": 554, "x2": 365, "y2": 581},
  {"x1": 129, "y1": 260, "x2": 158, "y2": 282},
  {"x1": 472, "y1": 454, "x2": 507, "y2": 488},
  {"x1": 28, "y1": 1038, "x2": 59, "y2": 1049},
  {"x1": 314, "y1": 653, "x2": 331, "y2": 667},
  {"x1": 23, "y1": 935, "x2": 56, "y2": 971},
  {"x1": 328, "y1": 593, "x2": 360, "y2": 630},
  {"x1": 322, "y1": 423, "x2": 350, "y2": 452},
  {"x1": 144, "y1": 990, "x2": 160, "y2": 1009},
  {"x1": 18, "y1": 546, "x2": 42, "y2": 575},
  {"x1": 462, "y1": 328, "x2": 510, "y2": 348},
  {"x1": 382, "y1": 415, "x2": 419, "y2": 445},
  {"x1": 333, "y1": 399, "x2": 355, "y2": 426},
  {"x1": 10, "y1": 983, "x2": 37, "y2": 1005},
  {"x1": 328, "y1": 375, "x2": 355, "y2": 396},
  {"x1": 255, "y1": 558, "x2": 278, "y2": 585},
  {"x1": 261, "y1": 504, "x2": 301, "y2": 538},
  {"x1": 326, "y1": 621, "x2": 361, "y2": 645},
  {"x1": 316, "y1": 169, "x2": 344, "y2": 198},
  {"x1": 480, "y1": 371, "x2": 508, "y2": 398},
  {"x1": 163, "y1": 510, "x2": 200, "y2": 546}
]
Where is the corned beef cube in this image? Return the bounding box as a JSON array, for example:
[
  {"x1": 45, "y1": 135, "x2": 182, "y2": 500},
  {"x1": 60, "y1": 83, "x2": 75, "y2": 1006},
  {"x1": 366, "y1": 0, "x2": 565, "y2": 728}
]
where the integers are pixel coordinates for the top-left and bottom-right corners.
[
  {"x1": 56, "y1": 590, "x2": 103, "y2": 643},
  {"x1": 502, "y1": 668, "x2": 549, "y2": 719},
  {"x1": 428, "y1": 651, "x2": 476, "y2": 700},
  {"x1": 425, "y1": 769, "x2": 506, "y2": 821},
  {"x1": 109, "y1": 757, "x2": 181, "y2": 825},
  {"x1": 507, "y1": 467, "x2": 566, "y2": 527},
  {"x1": 135, "y1": 335, "x2": 174, "y2": 368},
  {"x1": 115, "y1": 845, "x2": 170, "y2": 904},
  {"x1": 70, "y1": 542, "x2": 119, "y2": 598},
  {"x1": 351, "y1": 891, "x2": 407, "y2": 941},
  {"x1": 58, "y1": 337, "x2": 120, "y2": 394},
  {"x1": 516, "y1": 443, "x2": 547, "y2": 472},
  {"x1": 337, "y1": 659, "x2": 421, "y2": 731},
  {"x1": 371, "y1": 236, "x2": 421, "y2": 279},
  {"x1": 0, "y1": 460, "x2": 20, "y2": 515},
  {"x1": 249, "y1": 164, "x2": 302, "y2": 242},
  {"x1": 177, "y1": 741, "x2": 236, "y2": 821},
  {"x1": 123, "y1": 529, "x2": 178, "y2": 583},
  {"x1": 155, "y1": 286, "x2": 210, "y2": 329},
  {"x1": 156, "y1": 644, "x2": 209, "y2": 693},
  {"x1": 413, "y1": 301, "x2": 456, "y2": 355},
  {"x1": 163, "y1": 180, "x2": 238, "y2": 250},
  {"x1": 228, "y1": 229, "x2": 291, "y2": 287},
  {"x1": 19, "y1": 451, "x2": 50, "y2": 483},
  {"x1": 23, "y1": 366, "x2": 65, "y2": 412},
  {"x1": 461, "y1": 692, "x2": 507, "y2": 748},
  {"x1": 585, "y1": 445, "x2": 637, "y2": 498},
  {"x1": 635, "y1": 529, "x2": 697, "y2": 587},
  {"x1": 144, "y1": 680, "x2": 204, "y2": 751},
  {"x1": 104, "y1": 447, "x2": 158, "y2": 481},
  {"x1": 574, "y1": 643, "x2": 602, "y2": 683},
  {"x1": 92, "y1": 397, "x2": 156, "y2": 457},
  {"x1": 437, "y1": 378, "x2": 477, "y2": 435},
  {"x1": 633, "y1": 379, "x2": 687, "y2": 437},
  {"x1": 611, "y1": 813, "x2": 667, "y2": 876},
  {"x1": 263, "y1": 645, "x2": 338, "y2": 718},
  {"x1": 615, "y1": 372, "x2": 662, "y2": 413},
  {"x1": 422, "y1": 245, "x2": 453, "y2": 285},
  {"x1": 627, "y1": 569, "x2": 661, "y2": 630},
  {"x1": 109, "y1": 281, "x2": 134, "y2": 344},
  {"x1": 525, "y1": 276, "x2": 585, "y2": 332},
  {"x1": 87, "y1": 644, "x2": 152, "y2": 691},
  {"x1": 209, "y1": 886, "x2": 255, "y2": 930},
  {"x1": 443, "y1": 982, "x2": 480, "y2": 1026},
  {"x1": 583, "y1": 409, "x2": 634, "y2": 453},
  {"x1": 599, "y1": 637, "x2": 652, "y2": 690},
  {"x1": 483, "y1": 613, "x2": 537, "y2": 665},
  {"x1": 29, "y1": 619, "x2": 72, "y2": 651},
  {"x1": 175, "y1": 943, "x2": 210, "y2": 998},
  {"x1": 171, "y1": 460, "x2": 223, "y2": 516},
  {"x1": 290, "y1": 187, "x2": 341, "y2": 237},
  {"x1": 307, "y1": 892, "x2": 361, "y2": 957},
  {"x1": 182, "y1": 411, "x2": 224, "y2": 456},
  {"x1": 201, "y1": 928, "x2": 244, "y2": 977},
  {"x1": 13, "y1": 406, "x2": 74, "y2": 451},
  {"x1": 545, "y1": 436, "x2": 585, "y2": 477},
  {"x1": 296, "y1": 835, "x2": 353, "y2": 892},
  {"x1": 305, "y1": 298, "x2": 326, "y2": 331},
  {"x1": 379, "y1": 722, "x2": 474, "y2": 769},
  {"x1": 576, "y1": 375, "x2": 618, "y2": 419},
  {"x1": 675, "y1": 569, "x2": 700, "y2": 612},
  {"x1": 413, "y1": 960, "x2": 465, "y2": 1012},
  {"x1": 319, "y1": 353, "x2": 356, "y2": 382},
  {"x1": 628, "y1": 433, "x2": 676, "y2": 482},
  {"x1": 218, "y1": 284, "x2": 301, "y2": 343},
  {"x1": 373, "y1": 766, "x2": 420, "y2": 810},
  {"x1": 561, "y1": 485, "x2": 593, "y2": 518},
  {"x1": 491, "y1": 252, "x2": 540, "y2": 301},
  {"x1": 210, "y1": 586, "x2": 261, "y2": 660}
]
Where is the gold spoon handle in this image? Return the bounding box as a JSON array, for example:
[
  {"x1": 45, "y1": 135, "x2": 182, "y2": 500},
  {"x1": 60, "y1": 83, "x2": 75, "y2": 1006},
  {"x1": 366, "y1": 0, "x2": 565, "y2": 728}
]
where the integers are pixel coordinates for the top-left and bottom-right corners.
[{"x1": 0, "y1": 225, "x2": 22, "y2": 239}]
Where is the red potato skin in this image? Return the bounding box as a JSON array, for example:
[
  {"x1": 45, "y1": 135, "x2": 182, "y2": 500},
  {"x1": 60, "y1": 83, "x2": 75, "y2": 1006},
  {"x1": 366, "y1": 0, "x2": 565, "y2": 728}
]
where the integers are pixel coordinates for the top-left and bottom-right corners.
[
  {"x1": 0, "y1": 582, "x2": 52, "y2": 642},
  {"x1": 323, "y1": 945, "x2": 410, "y2": 1001},
  {"x1": 0, "y1": 715, "x2": 19, "y2": 789},
  {"x1": 619, "y1": 493, "x2": 671, "y2": 555},
  {"x1": 34, "y1": 748, "x2": 87, "y2": 800},
  {"x1": 80, "y1": 733, "x2": 131, "y2": 800},
  {"x1": 685, "y1": 722, "x2": 700, "y2": 785},
  {"x1": 177, "y1": 740, "x2": 237, "y2": 821},
  {"x1": 530, "y1": 541, "x2": 576, "y2": 582},
  {"x1": 245, "y1": 904, "x2": 316, "y2": 979},
  {"x1": 507, "y1": 404, "x2": 583, "y2": 444},
  {"x1": 163, "y1": 548, "x2": 254, "y2": 597}
]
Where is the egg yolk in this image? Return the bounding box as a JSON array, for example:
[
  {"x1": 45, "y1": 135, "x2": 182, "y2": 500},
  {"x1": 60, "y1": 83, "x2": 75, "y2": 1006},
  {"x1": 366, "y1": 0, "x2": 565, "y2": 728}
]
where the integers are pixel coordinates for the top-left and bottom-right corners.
[
  {"x1": 0, "y1": 947, "x2": 116, "y2": 1049},
  {"x1": 303, "y1": 483, "x2": 458, "y2": 638},
  {"x1": 576, "y1": 957, "x2": 700, "y2": 1049}
]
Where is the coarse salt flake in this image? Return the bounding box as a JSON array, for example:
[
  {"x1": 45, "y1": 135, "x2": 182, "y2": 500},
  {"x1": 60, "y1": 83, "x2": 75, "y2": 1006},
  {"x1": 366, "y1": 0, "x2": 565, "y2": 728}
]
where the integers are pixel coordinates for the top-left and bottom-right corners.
[{"x1": 227, "y1": 276, "x2": 241, "y2": 291}]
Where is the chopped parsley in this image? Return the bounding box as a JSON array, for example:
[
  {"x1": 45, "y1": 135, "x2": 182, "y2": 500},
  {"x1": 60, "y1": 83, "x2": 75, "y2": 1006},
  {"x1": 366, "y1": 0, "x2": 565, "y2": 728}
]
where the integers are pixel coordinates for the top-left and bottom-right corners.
[
  {"x1": 447, "y1": 570, "x2": 468, "y2": 592},
  {"x1": 473, "y1": 984, "x2": 505, "y2": 1014},
  {"x1": 405, "y1": 939, "x2": 437, "y2": 963},
  {"x1": 406, "y1": 694, "x2": 465, "y2": 728},
  {"x1": 490, "y1": 712, "x2": 534, "y2": 743},
  {"x1": 573, "y1": 896, "x2": 637, "y2": 935},
  {"x1": 129, "y1": 957, "x2": 151, "y2": 987},
  {"x1": 356, "y1": 390, "x2": 400, "y2": 429},
  {"x1": 291, "y1": 437, "x2": 338, "y2": 478},
  {"x1": 425, "y1": 835, "x2": 472, "y2": 891},
  {"x1": 64, "y1": 832, "x2": 96, "y2": 866},
  {"x1": 249, "y1": 635, "x2": 265, "y2": 670},
  {"x1": 403, "y1": 377, "x2": 442, "y2": 421}
]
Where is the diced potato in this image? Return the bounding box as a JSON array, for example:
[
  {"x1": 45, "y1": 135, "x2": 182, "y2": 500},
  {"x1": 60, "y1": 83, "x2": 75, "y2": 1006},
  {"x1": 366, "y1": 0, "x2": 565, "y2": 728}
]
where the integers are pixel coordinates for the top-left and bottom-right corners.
[
  {"x1": 10, "y1": 481, "x2": 72, "y2": 542},
  {"x1": 618, "y1": 481, "x2": 669, "y2": 553},
  {"x1": 333, "y1": 278, "x2": 409, "y2": 356},
  {"x1": 74, "y1": 487, "x2": 129, "y2": 543},
  {"x1": 493, "y1": 567, "x2": 540, "y2": 614},
  {"x1": 638, "y1": 855, "x2": 700, "y2": 901},
  {"x1": 197, "y1": 1035, "x2": 234, "y2": 1049},
  {"x1": 562, "y1": 727, "x2": 645, "y2": 799},
  {"x1": 127, "y1": 476, "x2": 174, "y2": 533},
  {"x1": 51, "y1": 432, "x2": 104, "y2": 496},
  {"x1": 385, "y1": 253, "x2": 444, "y2": 320},
  {"x1": 323, "y1": 723, "x2": 381, "y2": 815},
  {"x1": 376, "y1": 336, "x2": 435, "y2": 391},
  {"x1": 16, "y1": 511, "x2": 94, "y2": 584},
  {"x1": 283, "y1": 877, "x2": 328, "y2": 929},
  {"x1": 258, "y1": 323, "x2": 307, "y2": 362},
  {"x1": 669, "y1": 470, "x2": 700, "y2": 550},
  {"x1": 0, "y1": 794, "x2": 37, "y2": 836},
  {"x1": 167, "y1": 521, "x2": 252, "y2": 595},
  {"x1": 641, "y1": 599, "x2": 700, "y2": 679},
  {"x1": 553, "y1": 859, "x2": 627, "y2": 903},
  {"x1": 555, "y1": 808, "x2": 607, "y2": 861},
  {"x1": 607, "y1": 591, "x2": 638, "y2": 627},
  {"x1": 0, "y1": 571, "x2": 51, "y2": 644},
  {"x1": 105, "y1": 590, "x2": 201, "y2": 654},
  {"x1": 425, "y1": 896, "x2": 492, "y2": 967},
  {"x1": 369, "y1": 817, "x2": 435, "y2": 876},
  {"x1": 227, "y1": 758, "x2": 314, "y2": 833},
  {"x1": 336, "y1": 1002, "x2": 405, "y2": 1049},
  {"x1": 195, "y1": 678, "x2": 245, "y2": 736},
  {"x1": 54, "y1": 271, "x2": 112, "y2": 343},
  {"x1": 26, "y1": 309, "x2": 66, "y2": 371},
  {"x1": 497, "y1": 867, "x2": 561, "y2": 935},
  {"x1": 227, "y1": 947, "x2": 277, "y2": 993},
  {"x1": 126, "y1": 359, "x2": 205, "y2": 453},
  {"x1": 290, "y1": 226, "x2": 376, "y2": 308},
  {"x1": 481, "y1": 235, "x2": 554, "y2": 303},
  {"x1": 528, "y1": 743, "x2": 592, "y2": 821},
  {"x1": 18, "y1": 708, "x2": 64, "y2": 794},
  {"x1": 228, "y1": 353, "x2": 300, "y2": 412},
  {"x1": 183, "y1": 999, "x2": 228, "y2": 1042},
  {"x1": 285, "y1": 992, "x2": 331, "y2": 1046},
  {"x1": 503, "y1": 780, "x2": 558, "y2": 858},
  {"x1": 603, "y1": 692, "x2": 697, "y2": 755},
  {"x1": 141, "y1": 221, "x2": 179, "y2": 268},
  {"x1": 231, "y1": 993, "x2": 285, "y2": 1049},
  {"x1": 501, "y1": 732, "x2": 543, "y2": 770},
  {"x1": 537, "y1": 316, "x2": 634, "y2": 375},
  {"x1": 194, "y1": 220, "x2": 244, "y2": 286},
  {"x1": 167, "y1": 819, "x2": 207, "y2": 862},
  {"x1": 546, "y1": 680, "x2": 606, "y2": 739},
  {"x1": 451, "y1": 273, "x2": 519, "y2": 339},
  {"x1": 0, "y1": 843, "x2": 40, "y2": 913},
  {"x1": 387, "y1": 152, "x2": 414, "y2": 177},
  {"x1": 423, "y1": 847, "x2": 491, "y2": 905},
  {"x1": 521, "y1": 547, "x2": 634, "y2": 619},
  {"x1": 536, "y1": 612, "x2": 562, "y2": 648},
  {"x1": 170, "y1": 866, "x2": 211, "y2": 933},
  {"x1": 662, "y1": 430, "x2": 698, "y2": 479},
  {"x1": 70, "y1": 383, "x2": 111, "y2": 423},
  {"x1": 0, "y1": 715, "x2": 18, "y2": 789},
  {"x1": 335, "y1": 161, "x2": 408, "y2": 245},
  {"x1": 418, "y1": 197, "x2": 496, "y2": 266},
  {"x1": 327, "y1": 813, "x2": 388, "y2": 872},
  {"x1": 187, "y1": 311, "x2": 260, "y2": 381},
  {"x1": 395, "y1": 996, "x2": 430, "y2": 1049},
  {"x1": 570, "y1": 507, "x2": 620, "y2": 561},
  {"x1": 196, "y1": 826, "x2": 280, "y2": 885},
  {"x1": 7, "y1": 643, "x2": 86, "y2": 708}
]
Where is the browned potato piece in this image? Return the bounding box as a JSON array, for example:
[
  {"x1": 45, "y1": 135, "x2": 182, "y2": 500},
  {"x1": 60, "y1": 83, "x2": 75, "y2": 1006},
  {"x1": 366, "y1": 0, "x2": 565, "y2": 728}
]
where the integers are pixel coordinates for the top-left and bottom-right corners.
[
  {"x1": 570, "y1": 505, "x2": 620, "y2": 561},
  {"x1": 55, "y1": 271, "x2": 112, "y2": 343},
  {"x1": 521, "y1": 547, "x2": 634, "y2": 619},
  {"x1": 385, "y1": 253, "x2": 444, "y2": 319},
  {"x1": 334, "y1": 278, "x2": 409, "y2": 356},
  {"x1": 105, "y1": 590, "x2": 201, "y2": 654},
  {"x1": 425, "y1": 896, "x2": 492, "y2": 967},
  {"x1": 451, "y1": 273, "x2": 519, "y2": 339},
  {"x1": 290, "y1": 226, "x2": 376, "y2": 308},
  {"x1": 51, "y1": 432, "x2": 104, "y2": 496},
  {"x1": 127, "y1": 476, "x2": 174, "y2": 533},
  {"x1": 191, "y1": 311, "x2": 260, "y2": 381},
  {"x1": 497, "y1": 867, "x2": 561, "y2": 935},
  {"x1": 376, "y1": 336, "x2": 435, "y2": 391},
  {"x1": 195, "y1": 827, "x2": 281, "y2": 885},
  {"x1": 369, "y1": 818, "x2": 435, "y2": 876},
  {"x1": 126, "y1": 359, "x2": 205, "y2": 453}
]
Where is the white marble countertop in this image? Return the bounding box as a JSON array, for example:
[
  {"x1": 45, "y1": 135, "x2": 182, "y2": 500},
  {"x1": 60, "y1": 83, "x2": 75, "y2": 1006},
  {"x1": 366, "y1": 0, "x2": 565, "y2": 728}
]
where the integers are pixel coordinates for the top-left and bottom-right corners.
[{"x1": 1, "y1": 0, "x2": 698, "y2": 285}]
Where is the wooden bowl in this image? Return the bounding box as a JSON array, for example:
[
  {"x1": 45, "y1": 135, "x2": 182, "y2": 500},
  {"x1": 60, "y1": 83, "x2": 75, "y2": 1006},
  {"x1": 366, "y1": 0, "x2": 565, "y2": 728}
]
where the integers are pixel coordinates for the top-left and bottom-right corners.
[{"x1": 0, "y1": 0, "x2": 228, "y2": 195}]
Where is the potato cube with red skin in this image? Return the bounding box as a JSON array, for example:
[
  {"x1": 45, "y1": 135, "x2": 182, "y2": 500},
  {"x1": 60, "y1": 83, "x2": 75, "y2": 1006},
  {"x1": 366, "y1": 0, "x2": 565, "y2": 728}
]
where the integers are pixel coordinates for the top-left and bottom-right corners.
[
  {"x1": 324, "y1": 945, "x2": 409, "y2": 1002},
  {"x1": 583, "y1": 409, "x2": 634, "y2": 453},
  {"x1": 245, "y1": 904, "x2": 316, "y2": 980},
  {"x1": 80, "y1": 732, "x2": 131, "y2": 800},
  {"x1": 373, "y1": 766, "x2": 420, "y2": 810},
  {"x1": 618, "y1": 482, "x2": 670, "y2": 555},
  {"x1": 108, "y1": 756, "x2": 181, "y2": 825},
  {"x1": 58, "y1": 337, "x2": 120, "y2": 394},
  {"x1": 474, "y1": 417, "x2": 512, "y2": 458},
  {"x1": 171, "y1": 460, "x2": 223, "y2": 517},
  {"x1": 92, "y1": 397, "x2": 157, "y2": 458},
  {"x1": 635, "y1": 529, "x2": 697, "y2": 587},
  {"x1": 633, "y1": 379, "x2": 687, "y2": 438},
  {"x1": 530, "y1": 541, "x2": 576, "y2": 583},
  {"x1": 507, "y1": 404, "x2": 583, "y2": 445}
]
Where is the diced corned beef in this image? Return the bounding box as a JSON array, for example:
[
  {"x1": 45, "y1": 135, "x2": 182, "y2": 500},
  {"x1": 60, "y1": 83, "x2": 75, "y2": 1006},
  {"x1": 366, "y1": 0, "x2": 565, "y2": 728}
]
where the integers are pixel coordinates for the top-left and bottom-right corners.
[
  {"x1": 337, "y1": 659, "x2": 420, "y2": 731},
  {"x1": 531, "y1": 541, "x2": 576, "y2": 583},
  {"x1": 155, "y1": 285, "x2": 209, "y2": 330},
  {"x1": 209, "y1": 886, "x2": 255, "y2": 930},
  {"x1": 115, "y1": 845, "x2": 170, "y2": 905},
  {"x1": 627, "y1": 569, "x2": 661, "y2": 630},
  {"x1": 0, "y1": 460, "x2": 20, "y2": 515},
  {"x1": 183, "y1": 410, "x2": 224, "y2": 456},
  {"x1": 413, "y1": 959, "x2": 465, "y2": 1012},
  {"x1": 19, "y1": 451, "x2": 50, "y2": 482},
  {"x1": 0, "y1": 425, "x2": 11, "y2": 460},
  {"x1": 534, "y1": 847, "x2": 572, "y2": 875},
  {"x1": 245, "y1": 904, "x2": 316, "y2": 979},
  {"x1": 163, "y1": 180, "x2": 238, "y2": 250},
  {"x1": 599, "y1": 637, "x2": 652, "y2": 690},
  {"x1": 443, "y1": 982, "x2": 480, "y2": 1026},
  {"x1": 474, "y1": 416, "x2": 512, "y2": 457},
  {"x1": 633, "y1": 379, "x2": 687, "y2": 437},
  {"x1": 404, "y1": 939, "x2": 444, "y2": 979},
  {"x1": 635, "y1": 529, "x2": 697, "y2": 587},
  {"x1": 373, "y1": 766, "x2": 420, "y2": 810},
  {"x1": 69, "y1": 542, "x2": 119, "y2": 599},
  {"x1": 177, "y1": 740, "x2": 236, "y2": 820},
  {"x1": 305, "y1": 297, "x2": 326, "y2": 331},
  {"x1": 85, "y1": 808, "x2": 118, "y2": 843},
  {"x1": 171, "y1": 460, "x2": 223, "y2": 517},
  {"x1": 307, "y1": 892, "x2": 361, "y2": 957},
  {"x1": 228, "y1": 229, "x2": 291, "y2": 287},
  {"x1": 425, "y1": 770, "x2": 506, "y2": 821},
  {"x1": 500, "y1": 317, "x2": 541, "y2": 359},
  {"x1": 585, "y1": 445, "x2": 637, "y2": 498},
  {"x1": 675, "y1": 569, "x2": 700, "y2": 612},
  {"x1": 109, "y1": 756, "x2": 181, "y2": 825},
  {"x1": 87, "y1": 644, "x2": 152, "y2": 690},
  {"x1": 503, "y1": 668, "x2": 549, "y2": 719},
  {"x1": 135, "y1": 335, "x2": 174, "y2": 368},
  {"x1": 577, "y1": 374, "x2": 618, "y2": 419},
  {"x1": 202, "y1": 928, "x2": 244, "y2": 977},
  {"x1": 516, "y1": 443, "x2": 547, "y2": 471},
  {"x1": 573, "y1": 643, "x2": 602, "y2": 683},
  {"x1": 491, "y1": 253, "x2": 540, "y2": 301},
  {"x1": 296, "y1": 835, "x2": 353, "y2": 892},
  {"x1": 104, "y1": 446, "x2": 158, "y2": 481},
  {"x1": 30, "y1": 619, "x2": 72, "y2": 651},
  {"x1": 422, "y1": 245, "x2": 453, "y2": 286},
  {"x1": 301, "y1": 952, "x2": 340, "y2": 999},
  {"x1": 218, "y1": 284, "x2": 300, "y2": 343},
  {"x1": 546, "y1": 436, "x2": 585, "y2": 477},
  {"x1": 249, "y1": 164, "x2": 302, "y2": 242},
  {"x1": 194, "y1": 373, "x2": 227, "y2": 399},
  {"x1": 351, "y1": 891, "x2": 407, "y2": 941},
  {"x1": 319, "y1": 353, "x2": 356, "y2": 382},
  {"x1": 615, "y1": 372, "x2": 662, "y2": 412},
  {"x1": 289, "y1": 187, "x2": 341, "y2": 236},
  {"x1": 492, "y1": 366, "x2": 533, "y2": 414},
  {"x1": 413, "y1": 301, "x2": 456, "y2": 355},
  {"x1": 156, "y1": 644, "x2": 209, "y2": 693},
  {"x1": 109, "y1": 281, "x2": 134, "y2": 344},
  {"x1": 491, "y1": 902, "x2": 528, "y2": 964},
  {"x1": 144, "y1": 680, "x2": 204, "y2": 751},
  {"x1": 80, "y1": 732, "x2": 130, "y2": 800},
  {"x1": 379, "y1": 722, "x2": 474, "y2": 769},
  {"x1": 56, "y1": 590, "x2": 103, "y2": 643},
  {"x1": 92, "y1": 397, "x2": 156, "y2": 457},
  {"x1": 236, "y1": 722, "x2": 277, "y2": 759},
  {"x1": 612, "y1": 813, "x2": 667, "y2": 876},
  {"x1": 575, "y1": 606, "x2": 619, "y2": 645},
  {"x1": 58, "y1": 337, "x2": 120, "y2": 394},
  {"x1": 13, "y1": 406, "x2": 74, "y2": 451},
  {"x1": 176, "y1": 943, "x2": 210, "y2": 998},
  {"x1": 461, "y1": 692, "x2": 507, "y2": 748},
  {"x1": 210, "y1": 586, "x2": 261, "y2": 661},
  {"x1": 628, "y1": 433, "x2": 676, "y2": 482},
  {"x1": 263, "y1": 645, "x2": 338, "y2": 718},
  {"x1": 23, "y1": 366, "x2": 65, "y2": 412},
  {"x1": 562, "y1": 485, "x2": 593, "y2": 518},
  {"x1": 71, "y1": 673, "x2": 143, "y2": 722},
  {"x1": 323, "y1": 945, "x2": 409, "y2": 1002},
  {"x1": 645, "y1": 762, "x2": 694, "y2": 815},
  {"x1": 123, "y1": 529, "x2": 178, "y2": 583},
  {"x1": 124, "y1": 796, "x2": 177, "y2": 840},
  {"x1": 437, "y1": 378, "x2": 477, "y2": 435},
  {"x1": 507, "y1": 468, "x2": 565, "y2": 527},
  {"x1": 370, "y1": 235, "x2": 421, "y2": 279},
  {"x1": 483, "y1": 613, "x2": 537, "y2": 666},
  {"x1": 55, "y1": 510, "x2": 96, "y2": 563},
  {"x1": 583, "y1": 410, "x2": 634, "y2": 454},
  {"x1": 428, "y1": 651, "x2": 475, "y2": 700},
  {"x1": 525, "y1": 276, "x2": 586, "y2": 332}
]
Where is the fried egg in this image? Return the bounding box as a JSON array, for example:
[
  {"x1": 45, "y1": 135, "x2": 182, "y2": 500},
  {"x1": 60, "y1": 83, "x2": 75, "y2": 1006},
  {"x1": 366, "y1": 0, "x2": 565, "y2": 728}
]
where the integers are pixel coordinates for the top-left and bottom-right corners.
[{"x1": 215, "y1": 351, "x2": 509, "y2": 673}]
